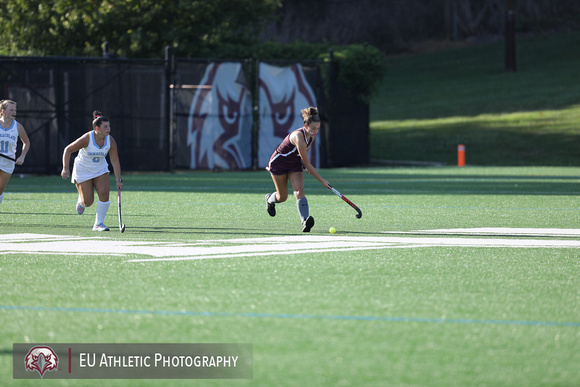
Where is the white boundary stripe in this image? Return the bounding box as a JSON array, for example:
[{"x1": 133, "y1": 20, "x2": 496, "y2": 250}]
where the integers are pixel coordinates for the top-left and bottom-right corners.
[
  {"x1": 126, "y1": 245, "x2": 407, "y2": 263},
  {"x1": 2, "y1": 229, "x2": 580, "y2": 263},
  {"x1": 0, "y1": 233, "x2": 89, "y2": 243},
  {"x1": 384, "y1": 228, "x2": 580, "y2": 237},
  {"x1": 127, "y1": 237, "x2": 580, "y2": 263}
]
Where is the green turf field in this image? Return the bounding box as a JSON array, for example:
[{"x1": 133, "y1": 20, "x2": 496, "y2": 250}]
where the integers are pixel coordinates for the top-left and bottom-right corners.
[{"x1": 1, "y1": 167, "x2": 579, "y2": 386}]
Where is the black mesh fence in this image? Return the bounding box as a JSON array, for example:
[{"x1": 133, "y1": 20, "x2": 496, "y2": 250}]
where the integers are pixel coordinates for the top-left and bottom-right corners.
[
  {"x1": 0, "y1": 55, "x2": 369, "y2": 174},
  {"x1": 0, "y1": 57, "x2": 168, "y2": 173}
]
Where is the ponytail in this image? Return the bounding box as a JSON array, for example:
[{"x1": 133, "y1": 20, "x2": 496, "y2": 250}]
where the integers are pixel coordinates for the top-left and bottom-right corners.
[{"x1": 301, "y1": 106, "x2": 320, "y2": 126}]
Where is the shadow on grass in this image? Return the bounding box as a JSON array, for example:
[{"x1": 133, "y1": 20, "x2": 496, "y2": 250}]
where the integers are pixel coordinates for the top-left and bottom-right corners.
[
  {"x1": 129, "y1": 226, "x2": 318, "y2": 237},
  {"x1": 325, "y1": 174, "x2": 580, "y2": 196},
  {"x1": 4, "y1": 169, "x2": 580, "y2": 197}
]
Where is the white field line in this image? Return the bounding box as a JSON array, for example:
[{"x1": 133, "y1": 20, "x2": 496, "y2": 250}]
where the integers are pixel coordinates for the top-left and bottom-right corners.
[
  {"x1": 1, "y1": 229, "x2": 580, "y2": 262},
  {"x1": 384, "y1": 228, "x2": 580, "y2": 237}
]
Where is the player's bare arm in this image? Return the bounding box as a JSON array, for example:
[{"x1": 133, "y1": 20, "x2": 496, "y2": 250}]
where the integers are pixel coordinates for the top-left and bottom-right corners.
[
  {"x1": 16, "y1": 123, "x2": 30, "y2": 165},
  {"x1": 61, "y1": 133, "x2": 90, "y2": 179},
  {"x1": 293, "y1": 132, "x2": 330, "y2": 189}
]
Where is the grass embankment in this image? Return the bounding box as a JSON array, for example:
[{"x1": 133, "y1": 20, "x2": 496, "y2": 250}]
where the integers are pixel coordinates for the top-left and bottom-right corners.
[{"x1": 370, "y1": 31, "x2": 580, "y2": 165}]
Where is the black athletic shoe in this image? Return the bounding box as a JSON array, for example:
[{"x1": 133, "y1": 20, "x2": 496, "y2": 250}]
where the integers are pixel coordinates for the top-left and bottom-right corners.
[
  {"x1": 265, "y1": 193, "x2": 276, "y2": 217},
  {"x1": 302, "y1": 216, "x2": 314, "y2": 232}
]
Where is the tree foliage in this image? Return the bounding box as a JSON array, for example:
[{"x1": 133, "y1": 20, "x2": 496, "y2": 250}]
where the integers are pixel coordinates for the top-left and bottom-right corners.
[
  {"x1": 0, "y1": 0, "x2": 385, "y2": 99},
  {"x1": 0, "y1": 0, "x2": 282, "y2": 57}
]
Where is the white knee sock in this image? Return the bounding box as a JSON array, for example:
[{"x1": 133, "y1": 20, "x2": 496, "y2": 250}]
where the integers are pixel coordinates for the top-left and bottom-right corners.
[
  {"x1": 0, "y1": 193, "x2": 4, "y2": 204},
  {"x1": 95, "y1": 200, "x2": 111, "y2": 225},
  {"x1": 267, "y1": 192, "x2": 280, "y2": 204}
]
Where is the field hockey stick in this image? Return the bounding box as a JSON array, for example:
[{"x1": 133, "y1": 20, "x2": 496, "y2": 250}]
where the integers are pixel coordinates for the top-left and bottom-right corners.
[
  {"x1": 0, "y1": 153, "x2": 16, "y2": 162},
  {"x1": 117, "y1": 188, "x2": 126, "y2": 233},
  {"x1": 329, "y1": 185, "x2": 362, "y2": 219}
]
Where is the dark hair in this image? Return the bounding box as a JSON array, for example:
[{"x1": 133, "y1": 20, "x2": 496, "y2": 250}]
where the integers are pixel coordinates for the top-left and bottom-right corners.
[
  {"x1": 301, "y1": 106, "x2": 320, "y2": 126},
  {"x1": 92, "y1": 110, "x2": 109, "y2": 129}
]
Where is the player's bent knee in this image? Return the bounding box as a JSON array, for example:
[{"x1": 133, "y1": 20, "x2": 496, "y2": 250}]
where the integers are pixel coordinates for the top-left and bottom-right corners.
[{"x1": 293, "y1": 191, "x2": 305, "y2": 200}]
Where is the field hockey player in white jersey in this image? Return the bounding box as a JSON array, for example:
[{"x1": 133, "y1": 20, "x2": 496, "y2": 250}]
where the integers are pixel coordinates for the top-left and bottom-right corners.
[
  {"x1": 0, "y1": 99, "x2": 31, "y2": 207},
  {"x1": 61, "y1": 110, "x2": 123, "y2": 231}
]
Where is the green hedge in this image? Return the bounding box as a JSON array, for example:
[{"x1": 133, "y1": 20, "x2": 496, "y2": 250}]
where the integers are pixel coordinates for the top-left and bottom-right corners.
[{"x1": 205, "y1": 41, "x2": 386, "y2": 102}]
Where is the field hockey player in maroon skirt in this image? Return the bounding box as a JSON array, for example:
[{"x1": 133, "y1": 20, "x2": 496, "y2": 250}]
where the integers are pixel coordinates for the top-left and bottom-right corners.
[{"x1": 265, "y1": 107, "x2": 331, "y2": 232}]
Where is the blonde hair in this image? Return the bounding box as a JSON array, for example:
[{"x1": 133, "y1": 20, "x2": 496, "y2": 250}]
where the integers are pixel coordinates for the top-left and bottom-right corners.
[
  {"x1": 0, "y1": 99, "x2": 16, "y2": 114},
  {"x1": 301, "y1": 106, "x2": 320, "y2": 126}
]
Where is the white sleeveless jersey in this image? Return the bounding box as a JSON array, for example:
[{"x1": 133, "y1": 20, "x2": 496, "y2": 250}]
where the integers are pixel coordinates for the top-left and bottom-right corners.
[
  {"x1": 0, "y1": 119, "x2": 19, "y2": 158},
  {"x1": 71, "y1": 131, "x2": 111, "y2": 184},
  {"x1": 0, "y1": 119, "x2": 19, "y2": 174}
]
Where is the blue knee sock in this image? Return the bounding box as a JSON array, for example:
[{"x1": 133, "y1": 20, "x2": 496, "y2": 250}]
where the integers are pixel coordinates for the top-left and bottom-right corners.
[{"x1": 297, "y1": 197, "x2": 309, "y2": 222}]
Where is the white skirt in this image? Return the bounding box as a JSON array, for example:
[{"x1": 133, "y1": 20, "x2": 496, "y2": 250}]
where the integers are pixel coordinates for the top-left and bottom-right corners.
[
  {"x1": 0, "y1": 156, "x2": 15, "y2": 174},
  {"x1": 71, "y1": 158, "x2": 110, "y2": 184}
]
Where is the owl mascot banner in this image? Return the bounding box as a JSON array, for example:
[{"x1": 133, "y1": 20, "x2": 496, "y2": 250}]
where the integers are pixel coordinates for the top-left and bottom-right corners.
[
  {"x1": 186, "y1": 61, "x2": 318, "y2": 170},
  {"x1": 258, "y1": 63, "x2": 319, "y2": 169},
  {"x1": 187, "y1": 62, "x2": 253, "y2": 170}
]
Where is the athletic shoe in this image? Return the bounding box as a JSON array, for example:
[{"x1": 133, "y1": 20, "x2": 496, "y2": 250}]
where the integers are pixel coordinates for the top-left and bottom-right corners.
[
  {"x1": 265, "y1": 193, "x2": 276, "y2": 217},
  {"x1": 76, "y1": 201, "x2": 85, "y2": 215},
  {"x1": 92, "y1": 223, "x2": 110, "y2": 232},
  {"x1": 302, "y1": 216, "x2": 314, "y2": 232}
]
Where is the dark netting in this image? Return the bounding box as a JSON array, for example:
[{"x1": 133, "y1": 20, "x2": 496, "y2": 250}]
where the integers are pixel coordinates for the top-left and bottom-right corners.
[
  {"x1": 0, "y1": 56, "x2": 368, "y2": 173},
  {"x1": 0, "y1": 57, "x2": 168, "y2": 173}
]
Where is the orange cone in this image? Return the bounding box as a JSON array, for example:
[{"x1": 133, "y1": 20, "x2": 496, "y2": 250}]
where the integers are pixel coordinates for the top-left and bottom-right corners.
[{"x1": 457, "y1": 144, "x2": 465, "y2": 167}]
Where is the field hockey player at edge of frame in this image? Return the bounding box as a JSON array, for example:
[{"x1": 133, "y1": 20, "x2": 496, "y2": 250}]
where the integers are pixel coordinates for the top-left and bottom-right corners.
[{"x1": 0, "y1": 99, "x2": 31, "y2": 207}]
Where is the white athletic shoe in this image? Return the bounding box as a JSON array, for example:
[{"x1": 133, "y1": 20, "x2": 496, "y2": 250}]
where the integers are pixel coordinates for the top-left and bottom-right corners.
[{"x1": 92, "y1": 223, "x2": 110, "y2": 232}]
